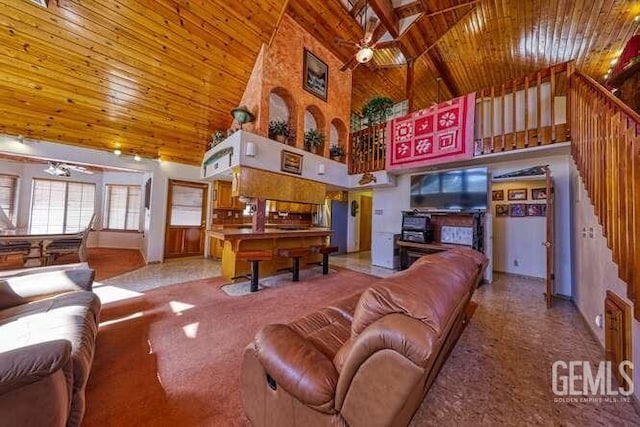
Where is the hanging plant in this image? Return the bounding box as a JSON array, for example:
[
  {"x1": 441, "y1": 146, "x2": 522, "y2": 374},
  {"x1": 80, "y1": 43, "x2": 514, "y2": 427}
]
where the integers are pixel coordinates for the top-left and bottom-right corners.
[{"x1": 361, "y1": 96, "x2": 394, "y2": 126}]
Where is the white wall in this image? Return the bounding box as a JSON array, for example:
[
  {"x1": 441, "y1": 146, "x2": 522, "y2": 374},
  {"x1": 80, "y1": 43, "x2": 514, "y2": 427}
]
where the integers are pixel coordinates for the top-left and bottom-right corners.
[
  {"x1": 491, "y1": 179, "x2": 547, "y2": 278},
  {"x1": 0, "y1": 136, "x2": 204, "y2": 263},
  {"x1": 571, "y1": 161, "x2": 640, "y2": 401}
]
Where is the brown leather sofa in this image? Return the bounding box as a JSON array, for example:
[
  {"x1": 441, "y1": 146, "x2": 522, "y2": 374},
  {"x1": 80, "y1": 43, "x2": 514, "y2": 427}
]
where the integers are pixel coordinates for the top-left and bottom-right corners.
[
  {"x1": 0, "y1": 265, "x2": 101, "y2": 427},
  {"x1": 242, "y1": 248, "x2": 487, "y2": 427}
]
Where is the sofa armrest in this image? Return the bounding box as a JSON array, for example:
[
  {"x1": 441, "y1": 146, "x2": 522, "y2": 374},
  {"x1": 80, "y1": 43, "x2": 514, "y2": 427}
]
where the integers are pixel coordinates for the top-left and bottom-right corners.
[
  {"x1": 334, "y1": 313, "x2": 437, "y2": 412},
  {"x1": 0, "y1": 340, "x2": 71, "y2": 396},
  {"x1": 254, "y1": 324, "x2": 338, "y2": 409},
  {"x1": 0, "y1": 269, "x2": 95, "y2": 310}
]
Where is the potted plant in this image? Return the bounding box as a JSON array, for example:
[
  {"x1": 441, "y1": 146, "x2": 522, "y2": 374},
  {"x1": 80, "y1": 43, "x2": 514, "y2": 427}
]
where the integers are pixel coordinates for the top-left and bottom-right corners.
[
  {"x1": 361, "y1": 96, "x2": 394, "y2": 126},
  {"x1": 208, "y1": 130, "x2": 226, "y2": 150},
  {"x1": 268, "y1": 120, "x2": 292, "y2": 144},
  {"x1": 329, "y1": 145, "x2": 345, "y2": 161},
  {"x1": 303, "y1": 129, "x2": 325, "y2": 154}
]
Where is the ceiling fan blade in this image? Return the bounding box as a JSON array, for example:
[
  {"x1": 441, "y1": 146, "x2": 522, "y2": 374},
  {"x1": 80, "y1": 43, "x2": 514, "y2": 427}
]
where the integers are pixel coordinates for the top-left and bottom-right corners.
[
  {"x1": 66, "y1": 165, "x2": 94, "y2": 175},
  {"x1": 334, "y1": 37, "x2": 358, "y2": 47},
  {"x1": 363, "y1": 16, "x2": 378, "y2": 44},
  {"x1": 340, "y1": 55, "x2": 359, "y2": 72}
]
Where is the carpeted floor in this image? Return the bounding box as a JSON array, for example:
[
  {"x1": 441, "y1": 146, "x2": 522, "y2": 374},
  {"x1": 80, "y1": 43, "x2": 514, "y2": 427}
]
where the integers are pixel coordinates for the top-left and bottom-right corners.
[
  {"x1": 84, "y1": 268, "x2": 379, "y2": 426},
  {"x1": 0, "y1": 248, "x2": 146, "y2": 280}
]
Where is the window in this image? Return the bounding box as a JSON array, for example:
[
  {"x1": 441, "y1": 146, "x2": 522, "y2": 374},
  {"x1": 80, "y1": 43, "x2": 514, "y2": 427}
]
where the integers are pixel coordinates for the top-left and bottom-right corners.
[
  {"x1": 0, "y1": 174, "x2": 18, "y2": 226},
  {"x1": 169, "y1": 182, "x2": 205, "y2": 226},
  {"x1": 30, "y1": 179, "x2": 95, "y2": 233},
  {"x1": 104, "y1": 185, "x2": 141, "y2": 231}
]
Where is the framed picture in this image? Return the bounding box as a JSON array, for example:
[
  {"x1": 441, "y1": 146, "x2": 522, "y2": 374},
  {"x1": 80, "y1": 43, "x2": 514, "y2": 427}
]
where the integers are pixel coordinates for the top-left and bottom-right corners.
[
  {"x1": 531, "y1": 188, "x2": 547, "y2": 200},
  {"x1": 303, "y1": 49, "x2": 328, "y2": 101},
  {"x1": 509, "y1": 203, "x2": 526, "y2": 217},
  {"x1": 144, "y1": 178, "x2": 152, "y2": 209},
  {"x1": 527, "y1": 203, "x2": 547, "y2": 217},
  {"x1": 496, "y1": 204, "x2": 509, "y2": 217},
  {"x1": 281, "y1": 150, "x2": 303, "y2": 175},
  {"x1": 508, "y1": 188, "x2": 527, "y2": 201},
  {"x1": 492, "y1": 189, "x2": 504, "y2": 201}
]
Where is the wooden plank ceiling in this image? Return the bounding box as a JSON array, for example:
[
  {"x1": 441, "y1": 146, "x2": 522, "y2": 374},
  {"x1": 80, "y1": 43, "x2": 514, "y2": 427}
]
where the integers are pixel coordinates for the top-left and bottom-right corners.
[
  {"x1": 0, "y1": 0, "x2": 638, "y2": 165},
  {"x1": 0, "y1": 0, "x2": 286, "y2": 165}
]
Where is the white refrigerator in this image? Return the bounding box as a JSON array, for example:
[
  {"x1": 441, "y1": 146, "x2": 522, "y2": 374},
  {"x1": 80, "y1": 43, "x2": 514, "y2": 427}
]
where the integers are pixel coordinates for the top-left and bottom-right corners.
[{"x1": 372, "y1": 232, "x2": 399, "y2": 269}]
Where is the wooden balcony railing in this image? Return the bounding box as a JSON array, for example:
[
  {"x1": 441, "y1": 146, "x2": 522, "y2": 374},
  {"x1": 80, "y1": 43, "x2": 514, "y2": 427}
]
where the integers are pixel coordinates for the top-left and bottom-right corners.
[
  {"x1": 348, "y1": 123, "x2": 387, "y2": 175},
  {"x1": 474, "y1": 61, "x2": 574, "y2": 155},
  {"x1": 570, "y1": 70, "x2": 640, "y2": 319}
]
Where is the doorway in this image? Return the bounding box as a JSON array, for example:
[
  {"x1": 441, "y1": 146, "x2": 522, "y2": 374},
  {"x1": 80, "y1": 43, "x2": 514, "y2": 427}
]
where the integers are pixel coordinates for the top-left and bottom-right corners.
[
  {"x1": 359, "y1": 195, "x2": 372, "y2": 251},
  {"x1": 164, "y1": 180, "x2": 208, "y2": 258},
  {"x1": 491, "y1": 171, "x2": 555, "y2": 305}
]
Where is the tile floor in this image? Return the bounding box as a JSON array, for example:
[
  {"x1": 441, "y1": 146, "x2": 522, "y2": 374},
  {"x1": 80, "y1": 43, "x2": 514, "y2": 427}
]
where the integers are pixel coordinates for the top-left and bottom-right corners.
[{"x1": 98, "y1": 252, "x2": 640, "y2": 425}]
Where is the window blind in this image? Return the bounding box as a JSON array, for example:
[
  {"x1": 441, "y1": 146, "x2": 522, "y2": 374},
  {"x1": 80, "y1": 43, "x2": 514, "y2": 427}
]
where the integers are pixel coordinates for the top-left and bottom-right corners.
[
  {"x1": 30, "y1": 179, "x2": 95, "y2": 233},
  {"x1": 104, "y1": 184, "x2": 141, "y2": 231},
  {"x1": 0, "y1": 174, "x2": 18, "y2": 225}
]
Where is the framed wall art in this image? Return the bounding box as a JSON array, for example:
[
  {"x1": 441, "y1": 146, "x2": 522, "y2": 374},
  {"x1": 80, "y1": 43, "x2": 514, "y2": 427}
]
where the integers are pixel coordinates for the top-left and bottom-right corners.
[
  {"x1": 496, "y1": 204, "x2": 509, "y2": 217},
  {"x1": 531, "y1": 188, "x2": 547, "y2": 200},
  {"x1": 508, "y1": 188, "x2": 527, "y2": 201},
  {"x1": 492, "y1": 189, "x2": 504, "y2": 201},
  {"x1": 509, "y1": 203, "x2": 526, "y2": 217},
  {"x1": 281, "y1": 150, "x2": 303, "y2": 175},
  {"x1": 303, "y1": 49, "x2": 328, "y2": 101}
]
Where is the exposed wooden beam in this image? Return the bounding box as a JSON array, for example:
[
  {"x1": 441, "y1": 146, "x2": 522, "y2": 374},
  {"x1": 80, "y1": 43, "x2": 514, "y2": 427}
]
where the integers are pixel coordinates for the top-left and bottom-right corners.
[
  {"x1": 395, "y1": 1, "x2": 423, "y2": 20},
  {"x1": 423, "y1": 0, "x2": 480, "y2": 17},
  {"x1": 368, "y1": 0, "x2": 399, "y2": 38},
  {"x1": 351, "y1": 0, "x2": 367, "y2": 18},
  {"x1": 406, "y1": 58, "x2": 415, "y2": 112}
]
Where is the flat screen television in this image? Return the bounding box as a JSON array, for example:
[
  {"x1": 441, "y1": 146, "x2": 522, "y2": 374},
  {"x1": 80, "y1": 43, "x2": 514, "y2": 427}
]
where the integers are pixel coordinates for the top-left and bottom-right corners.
[{"x1": 410, "y1": 167, "x2": 488, "y2": 211}]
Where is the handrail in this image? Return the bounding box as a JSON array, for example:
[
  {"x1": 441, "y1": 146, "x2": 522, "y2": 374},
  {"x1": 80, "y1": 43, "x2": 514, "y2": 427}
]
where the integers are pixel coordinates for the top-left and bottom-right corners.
[
  {"x1": 348, "y1": 123, "x2": 387, "y2": 174},
  {"x1": 570, "y1": 71, "x2": 640, "y2": 319},
  {"x1": 572, "y1": 70, "x2": 640, "y2": 123}
]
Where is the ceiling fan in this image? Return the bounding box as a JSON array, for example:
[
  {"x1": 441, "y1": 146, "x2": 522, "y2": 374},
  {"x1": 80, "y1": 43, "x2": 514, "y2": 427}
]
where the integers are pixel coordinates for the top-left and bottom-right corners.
[
  {"x1": 44, "y1": 162, "x2": 94, "y2": 177},
  {"x1": 336, "y1": 1, "x2": 382, "y2": 70}
]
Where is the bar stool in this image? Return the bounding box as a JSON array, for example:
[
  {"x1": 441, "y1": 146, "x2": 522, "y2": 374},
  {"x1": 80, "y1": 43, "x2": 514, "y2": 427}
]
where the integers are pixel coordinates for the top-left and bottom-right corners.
[
  {"x1": 277, "y1": 247, "x2": 311, "y2": 282},
  {"x1": 310, "y1": 245, "x2": 339, "y2": 275},
  {"x1": 233, "y1": 250, "x2": 272, "y2": 292}
]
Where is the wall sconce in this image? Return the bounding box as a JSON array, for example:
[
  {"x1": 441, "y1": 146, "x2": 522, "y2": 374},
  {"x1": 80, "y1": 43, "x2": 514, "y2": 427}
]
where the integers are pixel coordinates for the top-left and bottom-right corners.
[
  {"x1": 317, "y1": 163, "x2": 325, "y2": 175},
  {"x1": 245, "y1": 142, "x2": 256, "y2": 157}
]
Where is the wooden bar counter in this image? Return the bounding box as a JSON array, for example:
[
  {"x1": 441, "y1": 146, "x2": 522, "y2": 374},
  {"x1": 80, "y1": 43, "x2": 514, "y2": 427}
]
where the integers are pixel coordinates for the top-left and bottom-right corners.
[{"x1": 208, "y1": 227, "x2": 332, "y2": 281}]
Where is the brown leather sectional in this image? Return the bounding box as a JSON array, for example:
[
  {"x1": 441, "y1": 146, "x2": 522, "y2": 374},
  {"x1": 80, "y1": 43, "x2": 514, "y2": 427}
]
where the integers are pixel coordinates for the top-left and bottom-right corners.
[{"x1": 241, "y1": 247, "x2": 488, "y2": 427}]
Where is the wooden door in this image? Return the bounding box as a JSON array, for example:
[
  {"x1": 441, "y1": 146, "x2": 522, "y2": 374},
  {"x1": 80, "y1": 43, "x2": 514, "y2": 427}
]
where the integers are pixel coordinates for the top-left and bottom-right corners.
[
  {"x1": 165, "y1": 180, "x2": 208, "y2": 258},
  {"x1": 604, "y1": 291, "x2": 632, "y2": 391},
  {"x1": 545, "y1": 167, "x2": 555, "y2": 308},
  {"x1": 359, "y1": 195, "x2": 372, "y2": 251}
]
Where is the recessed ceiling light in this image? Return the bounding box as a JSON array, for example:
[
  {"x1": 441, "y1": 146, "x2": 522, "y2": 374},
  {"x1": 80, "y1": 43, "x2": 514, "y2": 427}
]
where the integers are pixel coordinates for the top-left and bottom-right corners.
[
  {"x1": 134, "y1": 154, "x2": 142, "y2": 162},
  {"x1": 113, "y1": 149, "x2": 122, "y2": 156}
]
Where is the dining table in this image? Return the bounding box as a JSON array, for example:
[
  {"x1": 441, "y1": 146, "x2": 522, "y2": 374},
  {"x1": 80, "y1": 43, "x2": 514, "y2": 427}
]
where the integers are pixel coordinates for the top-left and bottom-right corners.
[{"x1": 0, "y1": 228, "x2": 84, "y2": 267}]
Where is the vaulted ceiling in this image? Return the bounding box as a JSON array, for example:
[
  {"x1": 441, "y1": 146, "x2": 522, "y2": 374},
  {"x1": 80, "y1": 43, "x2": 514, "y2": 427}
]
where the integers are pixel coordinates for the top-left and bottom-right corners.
[{"x1": 0, "y1": 0, "x2": 638, "y2": 165}]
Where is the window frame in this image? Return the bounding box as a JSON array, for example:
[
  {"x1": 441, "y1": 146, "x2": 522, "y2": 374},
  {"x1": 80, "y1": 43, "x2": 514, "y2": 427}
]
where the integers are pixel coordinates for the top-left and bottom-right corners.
[
  {"x1": 103, "y1": 184, "x2": 142, "y2": 232},
  {"x1": 0, "y1": 173, "x2": 19, "y2": 226},
  {"x1": 29, "y1": 178, "x2": 96, "y2": 234}
]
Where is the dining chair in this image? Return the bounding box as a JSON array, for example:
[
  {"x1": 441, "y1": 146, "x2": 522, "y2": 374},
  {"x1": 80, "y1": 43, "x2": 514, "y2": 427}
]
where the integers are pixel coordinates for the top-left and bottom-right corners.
[
  {"x1": 43, "y1": 214, "x2": 97, "y2": 266},
  {"x1": 0, "y1": 241, "x2": 32, "y2": 264}
]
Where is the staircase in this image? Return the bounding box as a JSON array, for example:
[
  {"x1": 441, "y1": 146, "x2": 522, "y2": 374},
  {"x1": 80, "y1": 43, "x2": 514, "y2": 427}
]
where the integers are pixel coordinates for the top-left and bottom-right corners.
[{"x1": 569, "y1": 70, "x2": 640, "y2": 319}]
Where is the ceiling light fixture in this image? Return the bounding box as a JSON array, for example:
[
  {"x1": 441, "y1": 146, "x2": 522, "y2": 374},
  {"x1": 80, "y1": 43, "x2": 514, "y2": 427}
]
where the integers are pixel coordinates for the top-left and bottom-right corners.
[
  {"x1": 356, "y1": 46, "x2": 374, "y2": 64},
  {"x1": 134, "y1": 154, "x2": 142, "y2": 162},
  {"x1": 113, "y1": 149, "x2": 122, "y2": 156}
]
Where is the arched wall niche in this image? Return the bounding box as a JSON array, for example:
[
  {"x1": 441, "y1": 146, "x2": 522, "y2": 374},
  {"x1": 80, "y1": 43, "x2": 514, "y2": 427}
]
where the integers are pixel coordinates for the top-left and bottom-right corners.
[
  {"x1": 303, "y1": 105, "x2": 326, "y2": 155},
  {"x1": 266, "y1": 86, "x2": 297, "y2": 144},
  {"x1": 330, "y1": 118, "x2": 347, "y2": 148}
]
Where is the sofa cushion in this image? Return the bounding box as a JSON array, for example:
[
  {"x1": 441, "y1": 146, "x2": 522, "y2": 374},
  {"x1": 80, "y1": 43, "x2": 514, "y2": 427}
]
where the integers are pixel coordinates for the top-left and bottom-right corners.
[
  {"x1": 289, "y1": 308, "x2": 352, "y2": 361},
  {"x1": 351, "y1": 249, "x2": 482, "y2": 338}
]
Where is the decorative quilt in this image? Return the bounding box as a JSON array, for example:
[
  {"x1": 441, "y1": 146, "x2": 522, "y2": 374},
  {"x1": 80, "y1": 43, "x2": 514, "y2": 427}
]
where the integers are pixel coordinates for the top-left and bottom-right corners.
[{"x1": 386, "y1": 93, "x2": 476, "y2": 171}]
